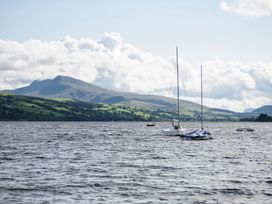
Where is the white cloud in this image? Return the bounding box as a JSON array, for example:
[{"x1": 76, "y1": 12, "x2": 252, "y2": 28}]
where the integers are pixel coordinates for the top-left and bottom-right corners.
[
  {"x1": 0, "y1": 32, "x2": 272, "y2": 112},
  {"x1": 0, "y1": 32, "x2": 176, "y2": 96},
  {"x1": 197, "y1": 59, "x2": 272, "y2": 111},
  {"x1": 220, "y1": 0, "x2": 272, "y2": 17}
]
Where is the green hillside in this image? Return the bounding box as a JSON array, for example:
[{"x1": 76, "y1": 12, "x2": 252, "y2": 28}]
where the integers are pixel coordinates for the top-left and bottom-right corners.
[
  {"x1": 0, "y1": 94, "x2": 154, "y2": 121},
  {"x1": 1, "y1": 75, "x2": 242, "y2": 121},
  {"x1": 0, "y1": 94, "x2": 239, "y2": 121}
]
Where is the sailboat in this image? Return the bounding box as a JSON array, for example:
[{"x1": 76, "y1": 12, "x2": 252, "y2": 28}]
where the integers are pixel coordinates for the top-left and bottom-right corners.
[
  {"x1": 182, "y1": 65, "x2": 212, "y2": 140},
  {"x1": 163, "y1": 47, "x2": 186, "y2": 136}
]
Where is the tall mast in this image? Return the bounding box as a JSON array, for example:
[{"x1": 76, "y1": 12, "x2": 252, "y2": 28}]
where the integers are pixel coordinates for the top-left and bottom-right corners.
[
  {"x1": 201, "y1": 65, "x2": 203, "y2": 129},
  {"x1": 176, "y1": 46, "x2": 180, "y2": 122}
]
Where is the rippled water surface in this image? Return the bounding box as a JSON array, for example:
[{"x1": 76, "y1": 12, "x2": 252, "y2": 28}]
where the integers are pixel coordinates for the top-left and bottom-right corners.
[{"x1": 0, "y1": 122, "x2": 272, "y2": 203}]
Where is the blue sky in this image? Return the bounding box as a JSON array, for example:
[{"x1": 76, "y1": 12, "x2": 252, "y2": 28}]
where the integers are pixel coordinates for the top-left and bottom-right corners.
[
  {"x1": 1, "y1": 0, "x2": 271, "y2": 63},
  {"x1": 0, "y1": 0, "x2": 272, "y2": 111}
]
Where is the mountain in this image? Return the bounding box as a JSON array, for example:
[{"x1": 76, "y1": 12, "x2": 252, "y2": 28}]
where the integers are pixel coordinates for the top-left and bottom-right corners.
[
  {"x1": 2, "y1": 75, "x2": 242, "y2": 120},
  {"x1": 252, "y1": 105, "x2": 272, "y2": 116},
  {"x1": 13, "y1": 75, "x2": 107, "y2": 98},
  {"x1": 6, "y1": 75, "x2": 200, "y2": 111},
  {"x1": 2, "y1": 75, "x2": 271, "y2": 121}
]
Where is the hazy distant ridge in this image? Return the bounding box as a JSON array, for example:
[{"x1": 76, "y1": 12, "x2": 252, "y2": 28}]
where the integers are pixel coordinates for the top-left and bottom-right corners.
[{"x1": 252, "y1": 105, "x2": 272, "y2": 116}]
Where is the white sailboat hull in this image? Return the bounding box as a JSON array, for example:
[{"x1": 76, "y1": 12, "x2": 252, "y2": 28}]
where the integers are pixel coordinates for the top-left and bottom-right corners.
[{"x1": 163, "y1": 127, "x2": 186, "y2": 136}]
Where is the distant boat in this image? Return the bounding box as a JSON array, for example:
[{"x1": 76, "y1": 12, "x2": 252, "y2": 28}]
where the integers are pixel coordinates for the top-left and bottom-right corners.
[
  {"x1": 236, "y1": 128, "x2": 254, "y2": 132},
  {"x1": 182, "y1": 65, "x2": 212, "y2": 140},
  {"x1": 163, "y1": 47, "x2": 186, "y2": 136},
  {"x1": 146, "y1": 122, "x2": 156, "y2": 127}
]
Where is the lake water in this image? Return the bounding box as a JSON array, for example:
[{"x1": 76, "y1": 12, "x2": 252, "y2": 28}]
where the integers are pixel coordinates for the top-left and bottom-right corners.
[{"x1": 0, "y1": 122, "x2": 271, "y2": 203}]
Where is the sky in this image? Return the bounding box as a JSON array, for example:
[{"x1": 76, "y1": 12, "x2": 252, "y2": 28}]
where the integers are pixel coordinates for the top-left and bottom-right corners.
[{"x1": 0, "y1": 0, "x2": 272, "y2": 111}]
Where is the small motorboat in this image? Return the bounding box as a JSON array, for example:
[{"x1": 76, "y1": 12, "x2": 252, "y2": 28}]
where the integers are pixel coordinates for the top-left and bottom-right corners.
[
  {"x1": 236, "y1": 128, "x2": 254, "y2": 132},
  {"x1": 146, "y1": 122, "x2": 156, "y2": 127}
]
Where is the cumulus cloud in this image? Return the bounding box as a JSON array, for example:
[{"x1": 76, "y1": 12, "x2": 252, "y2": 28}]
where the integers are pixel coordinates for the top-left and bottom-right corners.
[
  {"x1": 177, "y1": 58, "x2": 272, "y2": 111},
  {"x1": 198, "y1": 59, "x2": 272, "y2": 111},
  {"x1": 0, "y1": 32, "x2": 176, "y2": 96},
  {"x1": 0, "y1": 32, "x2": 272, "y2": 112},
  {"x1": 220, "y1": 0, "x2": 272, "y2": 17}
]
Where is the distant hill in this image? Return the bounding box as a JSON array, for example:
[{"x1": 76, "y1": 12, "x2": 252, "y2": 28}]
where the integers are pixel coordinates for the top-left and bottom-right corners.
[
  {"x1": 243, "y1": 108, "x2": 256, "y2": 113},
  {"x1": 4, "y1": 75, "x2": 203, "y2": 112},
  {"x1": 252, "y1": 105, "x2": 272, "y2": 116},
  {"x1": 2, "y1": 75, "x2": 259, "y2": 121},
  {"x1": 210, "y1": 108, "x2": 235, "y2": 114}
]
